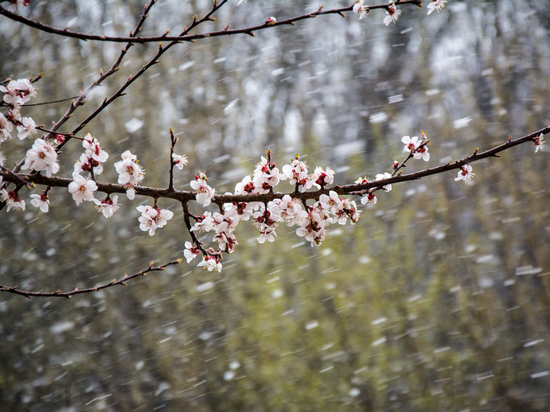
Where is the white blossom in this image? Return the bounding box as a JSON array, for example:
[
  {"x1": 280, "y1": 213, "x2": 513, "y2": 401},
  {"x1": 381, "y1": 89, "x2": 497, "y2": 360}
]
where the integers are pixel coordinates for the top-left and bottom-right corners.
[
  {"x1": 191, "y1": 212, "x2": 215, "y2": 233},
  {"x1": 311, "y1": 166, "x2": 335, "y2": 189},
  {"x1": 454, "y1": 165, "x2": 475, "y2": 182},
  {"x1": 172, "y1": 153, "x2": 189, "y2": 170},
  {"x1": 197, "y1": 256, "x2": 222, "y2": 272},
  {"x1": 427, "y1": 0, "x2": 447, "y2": 15},
  {"x1": 1, "y1": 189, "x2": 25, "y2": 211},
  {"x1": 22, "y1": 139, "x2": 59, "y2": 177},
  {"x1": 282, "y1": 156, "x2": 312, "y2": 192},
  {"x1": 253, "y1": 156, "x2": 285, "y2": 193},
  {"x1": 402, "y1": 135, "x2": 429, "y2": 161},
  {"x1": 190, "y1": 172, "x2": 215, "y2": 206},
  {"x1": 184, "y1": 241, "x2": 199, "y2": 263},
  {"x1": 414, "y1": 145, "x2": 430, "y2": 161},
  {"x1": 0, "y1": 78, "x2": 36, "y2": 106},
  {"x1": 224, "y1": 201, "x2": 260, "y2": 223},
  {"x1": 94, "y1": 195, "x2": 120, "y2": 218},
  {"x1": 212, "y1": 212, "x2": 238, "y2": 252},
  {"x1": 252, "y1": 210, "x2": 278, "y2": 244},
  {"x1": 30, "y1": 193, "x2": 49, "y2": 213},
  {"x1": 361, "y1": 192, "x2": 377, "y2": 205},
  {"x1": 114, "y1": 150, "x2": 145, "y2": 199},
  {"x1": 136, "y1": 205, "x2": 174, "y2": 236},
  {"x1": 296, "y1": 211, "x2": 328, "y2": 246},
  {"x1": 402, "y1": 135, "x2": 419, "y2": 153},
  {"x1": 269, "y1": 195, "x2": 308, "y2": 227},
  {"x1": 353, "y1": 0, "x2": 368, "y2": 20},
  {"x1": 234, "y1": 175, "x2": 256, "y2": 195},
  {"x1": 383, "y1": 3, "x2": 402, "y2": 26},
  {"x1": 68, "y1": 174, "x2": 97, "y2": 205},
  {"x1": 82, "y1": 134, "x2": 108, "y2": 164},
  {"x1": 16, "y1": 117, "x2": 36, "y2": 140},
  {"x1": 74, "y1": 152, "x2": 104, "y2": 176}
]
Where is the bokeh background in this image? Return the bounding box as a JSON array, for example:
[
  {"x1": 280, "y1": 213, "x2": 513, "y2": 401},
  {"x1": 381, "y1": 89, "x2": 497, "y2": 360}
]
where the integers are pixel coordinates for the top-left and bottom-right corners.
[{"x1": 1, "y1": 0, "x2": 550, "y2": 410}]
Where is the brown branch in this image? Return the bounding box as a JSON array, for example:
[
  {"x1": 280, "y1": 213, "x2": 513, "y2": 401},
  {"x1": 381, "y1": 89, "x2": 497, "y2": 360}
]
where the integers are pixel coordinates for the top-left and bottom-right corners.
[
  {"x1": 168, "y1": 129, "x2": 177, "y2": 192},
  {"x1": 339, "y1": 125, "x2": 549, "y2": 193},
  {"x1": 0, "y1": 259, "x2": 181, "y2": 299},
  {"x1": 0, "y1": 165, "x2": 32, "y2": 189},
  {"x1": 2, "y1": 126, "x2": 548, "y2": 204},
  {"x1": 180, "y1": 0, "x2": 422, "y2": 42},
  {"x1": 0, "y1": 1, "x2": 422, "y2": 44},
  {"x1": 0, "y1": 126, "x2": 546, "y2": 300}
]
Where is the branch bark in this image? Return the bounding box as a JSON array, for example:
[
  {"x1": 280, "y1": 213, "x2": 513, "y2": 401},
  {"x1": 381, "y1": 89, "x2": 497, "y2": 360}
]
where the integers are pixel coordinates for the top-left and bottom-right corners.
[
  {"x1": 0, "y1": 1, "x2": 422, "y2": 43},
  {"x1": 2, "y1": 125, "x2": 547, "y2": 203},
  {"x1": 0, "y1": 260, "x2": 181, "y2": 299}
]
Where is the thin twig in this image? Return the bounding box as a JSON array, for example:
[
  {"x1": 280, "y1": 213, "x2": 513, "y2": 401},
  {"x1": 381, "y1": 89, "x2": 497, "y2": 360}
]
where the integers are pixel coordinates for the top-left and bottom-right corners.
[
  {"x1": 181, "y1": 201, "x2": 222, "y2": 258},
  {"x1": 0, "y1": 96, "x2": 80, "y2": 107},
  {"x1": 168, "y1": 129, "x2": 177, "y2": 192},
  {"x1": 0, "y1": 259, "x2": 181, "y2": 299}
]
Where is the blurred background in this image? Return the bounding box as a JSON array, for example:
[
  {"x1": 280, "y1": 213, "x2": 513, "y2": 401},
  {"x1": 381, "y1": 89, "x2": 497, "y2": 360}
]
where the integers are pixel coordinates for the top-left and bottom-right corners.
[{"x1": 1, "y1": 0, "x2": 550, "y2": 410}]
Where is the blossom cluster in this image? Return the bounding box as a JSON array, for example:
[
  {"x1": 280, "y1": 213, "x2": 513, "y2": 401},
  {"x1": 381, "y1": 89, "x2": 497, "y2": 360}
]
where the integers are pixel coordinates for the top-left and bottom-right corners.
[
  {"x1": 355, "y1": 172, "x2": 393, "y2": 206},
  {"x1": 0, "y1": 79, "x2": 37, "y2": 143},
  {"x1": 137, "y1": 205, "x2": 173, "y2": 236},
  {"x1": 114, "y1": 150, "x2": 144, "y2": 200},
  {"x1": 183, "y1": 155, "x2": 359, "y2": 272},
  {"x1": 0, "y1": 76, "x2": 39, "y2": 211},
  {"x1": 0, "y1": 81, "x2": 36, "y2": 152},
  {"x1": 68, "y1": 134, "x2": 110, "y2": 207}
]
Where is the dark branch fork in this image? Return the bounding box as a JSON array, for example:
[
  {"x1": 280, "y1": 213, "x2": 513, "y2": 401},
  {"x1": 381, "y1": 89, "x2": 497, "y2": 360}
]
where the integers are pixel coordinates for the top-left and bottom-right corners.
[
  {"x1": 44, "y1": 0, "x2": 160, "y2": 144},
  {"x1": 58, "y1": 0, "x2": 229, "y2": 152}
]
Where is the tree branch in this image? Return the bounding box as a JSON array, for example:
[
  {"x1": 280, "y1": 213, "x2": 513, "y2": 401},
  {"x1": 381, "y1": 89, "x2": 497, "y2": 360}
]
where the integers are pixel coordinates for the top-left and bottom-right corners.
[
  {"x1": 0, "y1": 259, "x2": 181, "y2": 299},
  {"x1": 2, "y1": 126, "x2": 548, "y2": 203},
  {"x1": 0, "y1": 1, "x2": 422, "y2": 43}
]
